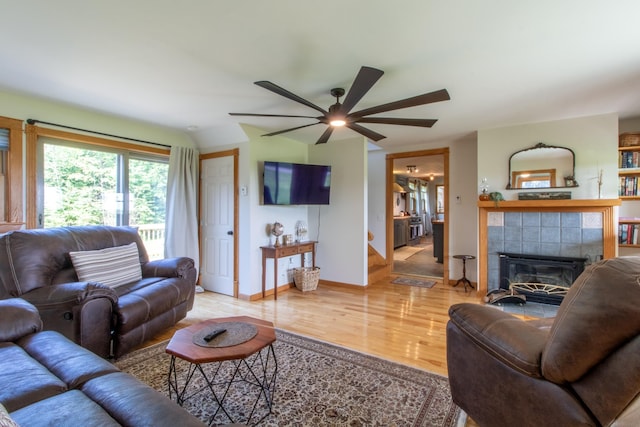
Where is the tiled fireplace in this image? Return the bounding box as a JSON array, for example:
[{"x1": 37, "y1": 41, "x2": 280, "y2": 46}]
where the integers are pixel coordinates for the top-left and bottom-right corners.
[
  {"x1": 498, "y1": 252, "x2": 587, "y2": 304},
  {"x1": 477, "y1": 199, "x2": 620, "y2": 294}
]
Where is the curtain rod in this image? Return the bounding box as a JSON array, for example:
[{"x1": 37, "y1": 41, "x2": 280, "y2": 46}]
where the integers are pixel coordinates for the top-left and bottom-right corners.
[{"x1": 25, "y1": 118, "x2": 172, "y2": 149}]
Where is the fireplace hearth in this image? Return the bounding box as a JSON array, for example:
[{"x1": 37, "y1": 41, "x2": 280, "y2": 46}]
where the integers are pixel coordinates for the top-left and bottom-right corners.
[{"x1": 498, "y1": 252, "x2": 587, "y2": 305}]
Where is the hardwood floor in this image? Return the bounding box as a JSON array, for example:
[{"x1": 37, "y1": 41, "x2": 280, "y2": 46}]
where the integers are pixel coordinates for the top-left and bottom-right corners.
[
  {"x1": 393, "y1": 234, "x2": 444, "y2": 278},
  {"x1": 144, "y1": 275, "x2": 483, "y2": 377}
]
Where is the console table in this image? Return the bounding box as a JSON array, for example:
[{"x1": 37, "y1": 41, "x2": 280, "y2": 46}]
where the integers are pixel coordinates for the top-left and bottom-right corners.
[{"x1": 260, "y1": 241, "x2": 317, "y2": 300}]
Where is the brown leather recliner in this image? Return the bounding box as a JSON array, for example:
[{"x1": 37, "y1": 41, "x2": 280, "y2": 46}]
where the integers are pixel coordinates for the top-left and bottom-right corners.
[
  {"x1": 0, "y1": 226, "x2": 197, "y2": 358},
  {"x1": 446, "y1": 256, "x2": 640, "y2": 427}
]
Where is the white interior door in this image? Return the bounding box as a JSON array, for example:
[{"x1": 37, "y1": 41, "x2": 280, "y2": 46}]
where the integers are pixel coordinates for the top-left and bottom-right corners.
[{"x1": 200, "y1": 156, "x2": 235, "y2": 295}]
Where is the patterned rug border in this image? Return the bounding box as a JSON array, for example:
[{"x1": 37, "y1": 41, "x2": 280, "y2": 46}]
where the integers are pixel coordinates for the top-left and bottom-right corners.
[
  {"x1": 276, "y1": 329, "x2": 447, "y2": 379},
  {"x1": 115, "y1": 328, "x2": 461, "y2": 426}
]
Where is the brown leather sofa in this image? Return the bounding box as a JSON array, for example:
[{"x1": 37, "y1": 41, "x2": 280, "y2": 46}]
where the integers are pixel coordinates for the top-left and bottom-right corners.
[
  {"x1": 447, "y1": 256, "x2": 640, "y2": 427},
  {"x1": 0, "y1": 298, "x2": 206, "y2": 426},
  {"x1": 0, "y1": 226, "x2": 196, "y2": 358}
]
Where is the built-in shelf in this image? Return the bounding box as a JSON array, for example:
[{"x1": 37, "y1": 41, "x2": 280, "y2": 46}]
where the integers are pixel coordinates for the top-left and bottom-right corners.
[
  {"x1": 618, "y1": 218, "x2": 640, "y2": 247},
  {"x1": 618, "y1": 139, "x2": 640, "y2": 248}
]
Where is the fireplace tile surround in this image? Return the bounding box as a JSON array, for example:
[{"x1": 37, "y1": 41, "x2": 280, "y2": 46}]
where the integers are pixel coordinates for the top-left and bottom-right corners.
[
  {"x1": 477, "y1": 199, "x2": 620, "y2": 294},
  {"x1": 487, "y1": 211, "x2": 602, "y2": 292}
]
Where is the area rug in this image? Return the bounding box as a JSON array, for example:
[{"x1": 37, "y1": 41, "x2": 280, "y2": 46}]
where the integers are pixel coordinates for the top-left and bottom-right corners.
[
  {"x1": 115, "y1": 329, "x2": 460, "y2": 426},
  {"x1": 392, "y1": 276, "x2": 437, "y2": 288}
]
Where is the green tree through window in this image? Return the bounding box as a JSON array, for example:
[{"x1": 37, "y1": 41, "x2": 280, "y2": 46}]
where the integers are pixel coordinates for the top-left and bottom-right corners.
[{"x1": 42, "y1": 141, "x2": 168, "y2": 259}]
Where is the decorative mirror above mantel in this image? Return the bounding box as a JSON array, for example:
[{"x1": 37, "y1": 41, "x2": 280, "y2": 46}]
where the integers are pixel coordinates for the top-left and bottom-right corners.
[{"x1": 506, "y1": 142, "x2": 578, "y2": 189}]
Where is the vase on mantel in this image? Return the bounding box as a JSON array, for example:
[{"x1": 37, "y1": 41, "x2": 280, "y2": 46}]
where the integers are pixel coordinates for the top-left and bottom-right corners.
[{"x1": 479, "y1": 190, "x2": 490, "y2": 201}]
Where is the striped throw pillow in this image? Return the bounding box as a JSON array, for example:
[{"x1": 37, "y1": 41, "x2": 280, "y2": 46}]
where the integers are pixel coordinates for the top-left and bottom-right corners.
[{"x1": 70, "y1": 242, "x2": 142, "y2": 288}]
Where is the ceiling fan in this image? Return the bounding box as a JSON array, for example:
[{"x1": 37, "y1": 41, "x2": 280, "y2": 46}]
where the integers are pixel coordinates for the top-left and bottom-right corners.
[{"x1": 229, "y1": 66, "x2": 450, "y2": 144}]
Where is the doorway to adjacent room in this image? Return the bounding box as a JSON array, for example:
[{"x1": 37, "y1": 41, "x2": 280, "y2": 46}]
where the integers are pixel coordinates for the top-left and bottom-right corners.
[{"x1": 387, "y1": 148, "x2": 449, "y2": 281}]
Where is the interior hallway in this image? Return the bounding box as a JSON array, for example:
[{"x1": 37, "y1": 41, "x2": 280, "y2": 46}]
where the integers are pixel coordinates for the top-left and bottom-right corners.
[{"x1": 393, "y1": 234, "x2": 444, "y2": 278}]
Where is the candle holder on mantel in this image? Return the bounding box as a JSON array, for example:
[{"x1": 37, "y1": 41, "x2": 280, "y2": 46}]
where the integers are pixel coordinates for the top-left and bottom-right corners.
[{"x1": 479, "y1": 178, "x2": 491, "y2": 201}]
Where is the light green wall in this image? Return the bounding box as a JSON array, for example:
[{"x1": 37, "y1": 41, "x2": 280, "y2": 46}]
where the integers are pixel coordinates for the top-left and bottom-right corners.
[
  {"x1": 244, "y1": 125, "x2": 310, "y2": 295},
  {"x1": 0, "y1": 89, "x2": 195, "y2": 148},
  {"x1": 478, "y1": 113, "x2": 619, "y2": 200},
  {"x1": 310, "y1": 136, "x2": 368, "y2": 285},
  {"x1": 5, "y1": 89, "x2": 622, "y2": 293}
]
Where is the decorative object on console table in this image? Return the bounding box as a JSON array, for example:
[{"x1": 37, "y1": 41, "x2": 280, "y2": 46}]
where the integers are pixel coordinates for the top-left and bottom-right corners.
[
  {"x1": 260, "y1": 241, "x2": 317, "y2": 300},
  {"x1": 271, "y1": 221, "x2": 284, "y2": 246},
  {"x1": 282, "y1": 234, "x2": 294, "y2": 245},
  {"x1": 295, "y1": 220, "x2": 307, "y2": 242}
]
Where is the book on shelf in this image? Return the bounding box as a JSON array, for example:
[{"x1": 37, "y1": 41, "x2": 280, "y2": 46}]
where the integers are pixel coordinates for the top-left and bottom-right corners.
[
  {"x1": 620, "y1": 150, "x2": 640, "y2": 169},
  {"x1": 619, "y1": 176, "x2": 640, "y2": 196},
  {"x1": 618, "y1": 223, "x2": 640, "y2": 245}
]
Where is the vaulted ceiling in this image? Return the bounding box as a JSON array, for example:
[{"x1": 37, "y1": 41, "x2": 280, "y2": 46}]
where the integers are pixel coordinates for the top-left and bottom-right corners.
[{"x1": 2, "y1": 1, "x2": 639, "y2": 150}]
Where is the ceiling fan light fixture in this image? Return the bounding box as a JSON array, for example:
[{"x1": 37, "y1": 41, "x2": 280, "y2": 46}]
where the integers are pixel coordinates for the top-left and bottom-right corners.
[{"x1": 229, "y1": 66, "x2": 450, "y2": 144}]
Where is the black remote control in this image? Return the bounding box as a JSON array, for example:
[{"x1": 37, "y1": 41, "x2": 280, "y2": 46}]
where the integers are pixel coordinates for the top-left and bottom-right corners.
[{"x1": 203, "y1": 328, "x2": 226, "y2": 342}]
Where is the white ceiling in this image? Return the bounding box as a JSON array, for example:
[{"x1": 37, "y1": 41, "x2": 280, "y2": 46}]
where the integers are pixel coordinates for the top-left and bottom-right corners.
[{"x1": 2, "y1": 1, "x2": 640, "y2": 151}]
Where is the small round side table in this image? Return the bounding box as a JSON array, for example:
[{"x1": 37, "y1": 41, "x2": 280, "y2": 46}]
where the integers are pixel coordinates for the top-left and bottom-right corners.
[{"x1": 452, "y1": 255, "x2": 475, "y2": 292}]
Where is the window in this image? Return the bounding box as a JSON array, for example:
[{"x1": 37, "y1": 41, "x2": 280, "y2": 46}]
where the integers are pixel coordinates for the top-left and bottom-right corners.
[
  {"x1": 0, "y1": 128, "x2": 8, "y2": 219},
  {"x1": 27, "y1": 125, "x2": 169, "y2": 259},
  {"x1": 0, "y1": 116, "x2": 23, "y2": 227},
  {"x1": 436, "y1": 185, "x2": 445, "y2": 214}
]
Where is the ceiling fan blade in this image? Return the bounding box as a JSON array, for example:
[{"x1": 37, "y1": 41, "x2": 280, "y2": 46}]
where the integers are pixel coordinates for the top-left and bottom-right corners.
[
  {"x1": 261, "y1": 122, "x2": 321, "y2": 137},
  {"x1": 346, "y1": 123, "x2": 386, "y2": 141},
  {"x1": 229, "y1": 112, "x2": 320, "y2": 119},
  {"x1": 356, "y1": 117, "x2": 438, "y2": 127},
  {"x1": 339, "y1": 66, "x2": 384, "y2": 114},
  {"x1": 349, "y1": 89, "x2": 450, "y2": 118},
  {"x1": 255, "y1": 81, "x2": 328, "y2": 115},
  {"x1": 315, "y1": 127, "x2": 334, "y2": 145}
]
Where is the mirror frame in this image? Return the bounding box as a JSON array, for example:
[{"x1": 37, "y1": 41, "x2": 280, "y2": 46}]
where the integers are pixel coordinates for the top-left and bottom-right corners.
[{"x1": 506, "y1": 142, "x2": 577, "y2": 190}]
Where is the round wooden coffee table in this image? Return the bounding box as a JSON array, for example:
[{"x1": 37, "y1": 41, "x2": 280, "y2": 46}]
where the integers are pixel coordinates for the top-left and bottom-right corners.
[{"x1": 165, "y1": 316, "x2": 277, "y2": 425}]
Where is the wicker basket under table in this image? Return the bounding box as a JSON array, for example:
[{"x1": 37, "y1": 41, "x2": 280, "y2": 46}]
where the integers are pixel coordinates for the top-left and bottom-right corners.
[{"x1": 294, "y1": 267, "x2": 320, "y2": 292}]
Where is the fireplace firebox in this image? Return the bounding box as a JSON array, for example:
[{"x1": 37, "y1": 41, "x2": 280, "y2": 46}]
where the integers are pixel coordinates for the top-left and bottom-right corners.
[{"x1": 498, "y1": 252, "x2": 588, "y2": 305}]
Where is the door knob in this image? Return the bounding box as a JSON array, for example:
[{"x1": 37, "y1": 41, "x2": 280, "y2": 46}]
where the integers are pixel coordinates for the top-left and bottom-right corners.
[{"x1": 227, "y1": 230, "x2": 233, "y2": 235}]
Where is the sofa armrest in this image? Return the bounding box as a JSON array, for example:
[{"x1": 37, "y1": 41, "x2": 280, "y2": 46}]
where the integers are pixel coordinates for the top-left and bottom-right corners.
[
  {"x1": 18, "y1": 283, "x2": 117, "y2": 358},
  {"x1": 19, "y1": 282, "x2": 118, "y2": 308},
  {"x1": 0, "y1": 298, "x2": 42, "y2": 342},
  {"x1": 448, "y1": 303, "x2": 549, "y2": 377},
  {"x1": 143, "y1": 257, "x2": 196, "y2": 283}
]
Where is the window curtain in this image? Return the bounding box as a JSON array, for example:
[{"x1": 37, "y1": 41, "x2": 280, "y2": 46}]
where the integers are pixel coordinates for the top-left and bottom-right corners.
[{"x1": 165, "y1": 146, "x2": 200, "y2": 274}]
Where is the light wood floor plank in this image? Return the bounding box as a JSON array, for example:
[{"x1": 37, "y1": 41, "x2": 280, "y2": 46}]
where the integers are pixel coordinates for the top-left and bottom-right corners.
[{"x1": 144, "y1": 276, "x2": 483, "y2": 377}]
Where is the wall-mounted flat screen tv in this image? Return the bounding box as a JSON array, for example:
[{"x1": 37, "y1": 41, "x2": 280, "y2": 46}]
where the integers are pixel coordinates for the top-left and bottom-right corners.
[{"x1": 263, "y1": 161, "x2": 332, "y2": 205}]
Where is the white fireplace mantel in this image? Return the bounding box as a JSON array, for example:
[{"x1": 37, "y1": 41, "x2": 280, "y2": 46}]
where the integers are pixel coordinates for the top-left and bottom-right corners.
[{"x1": 477, "y1": 199, "x2": 620, "y2": 293}]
